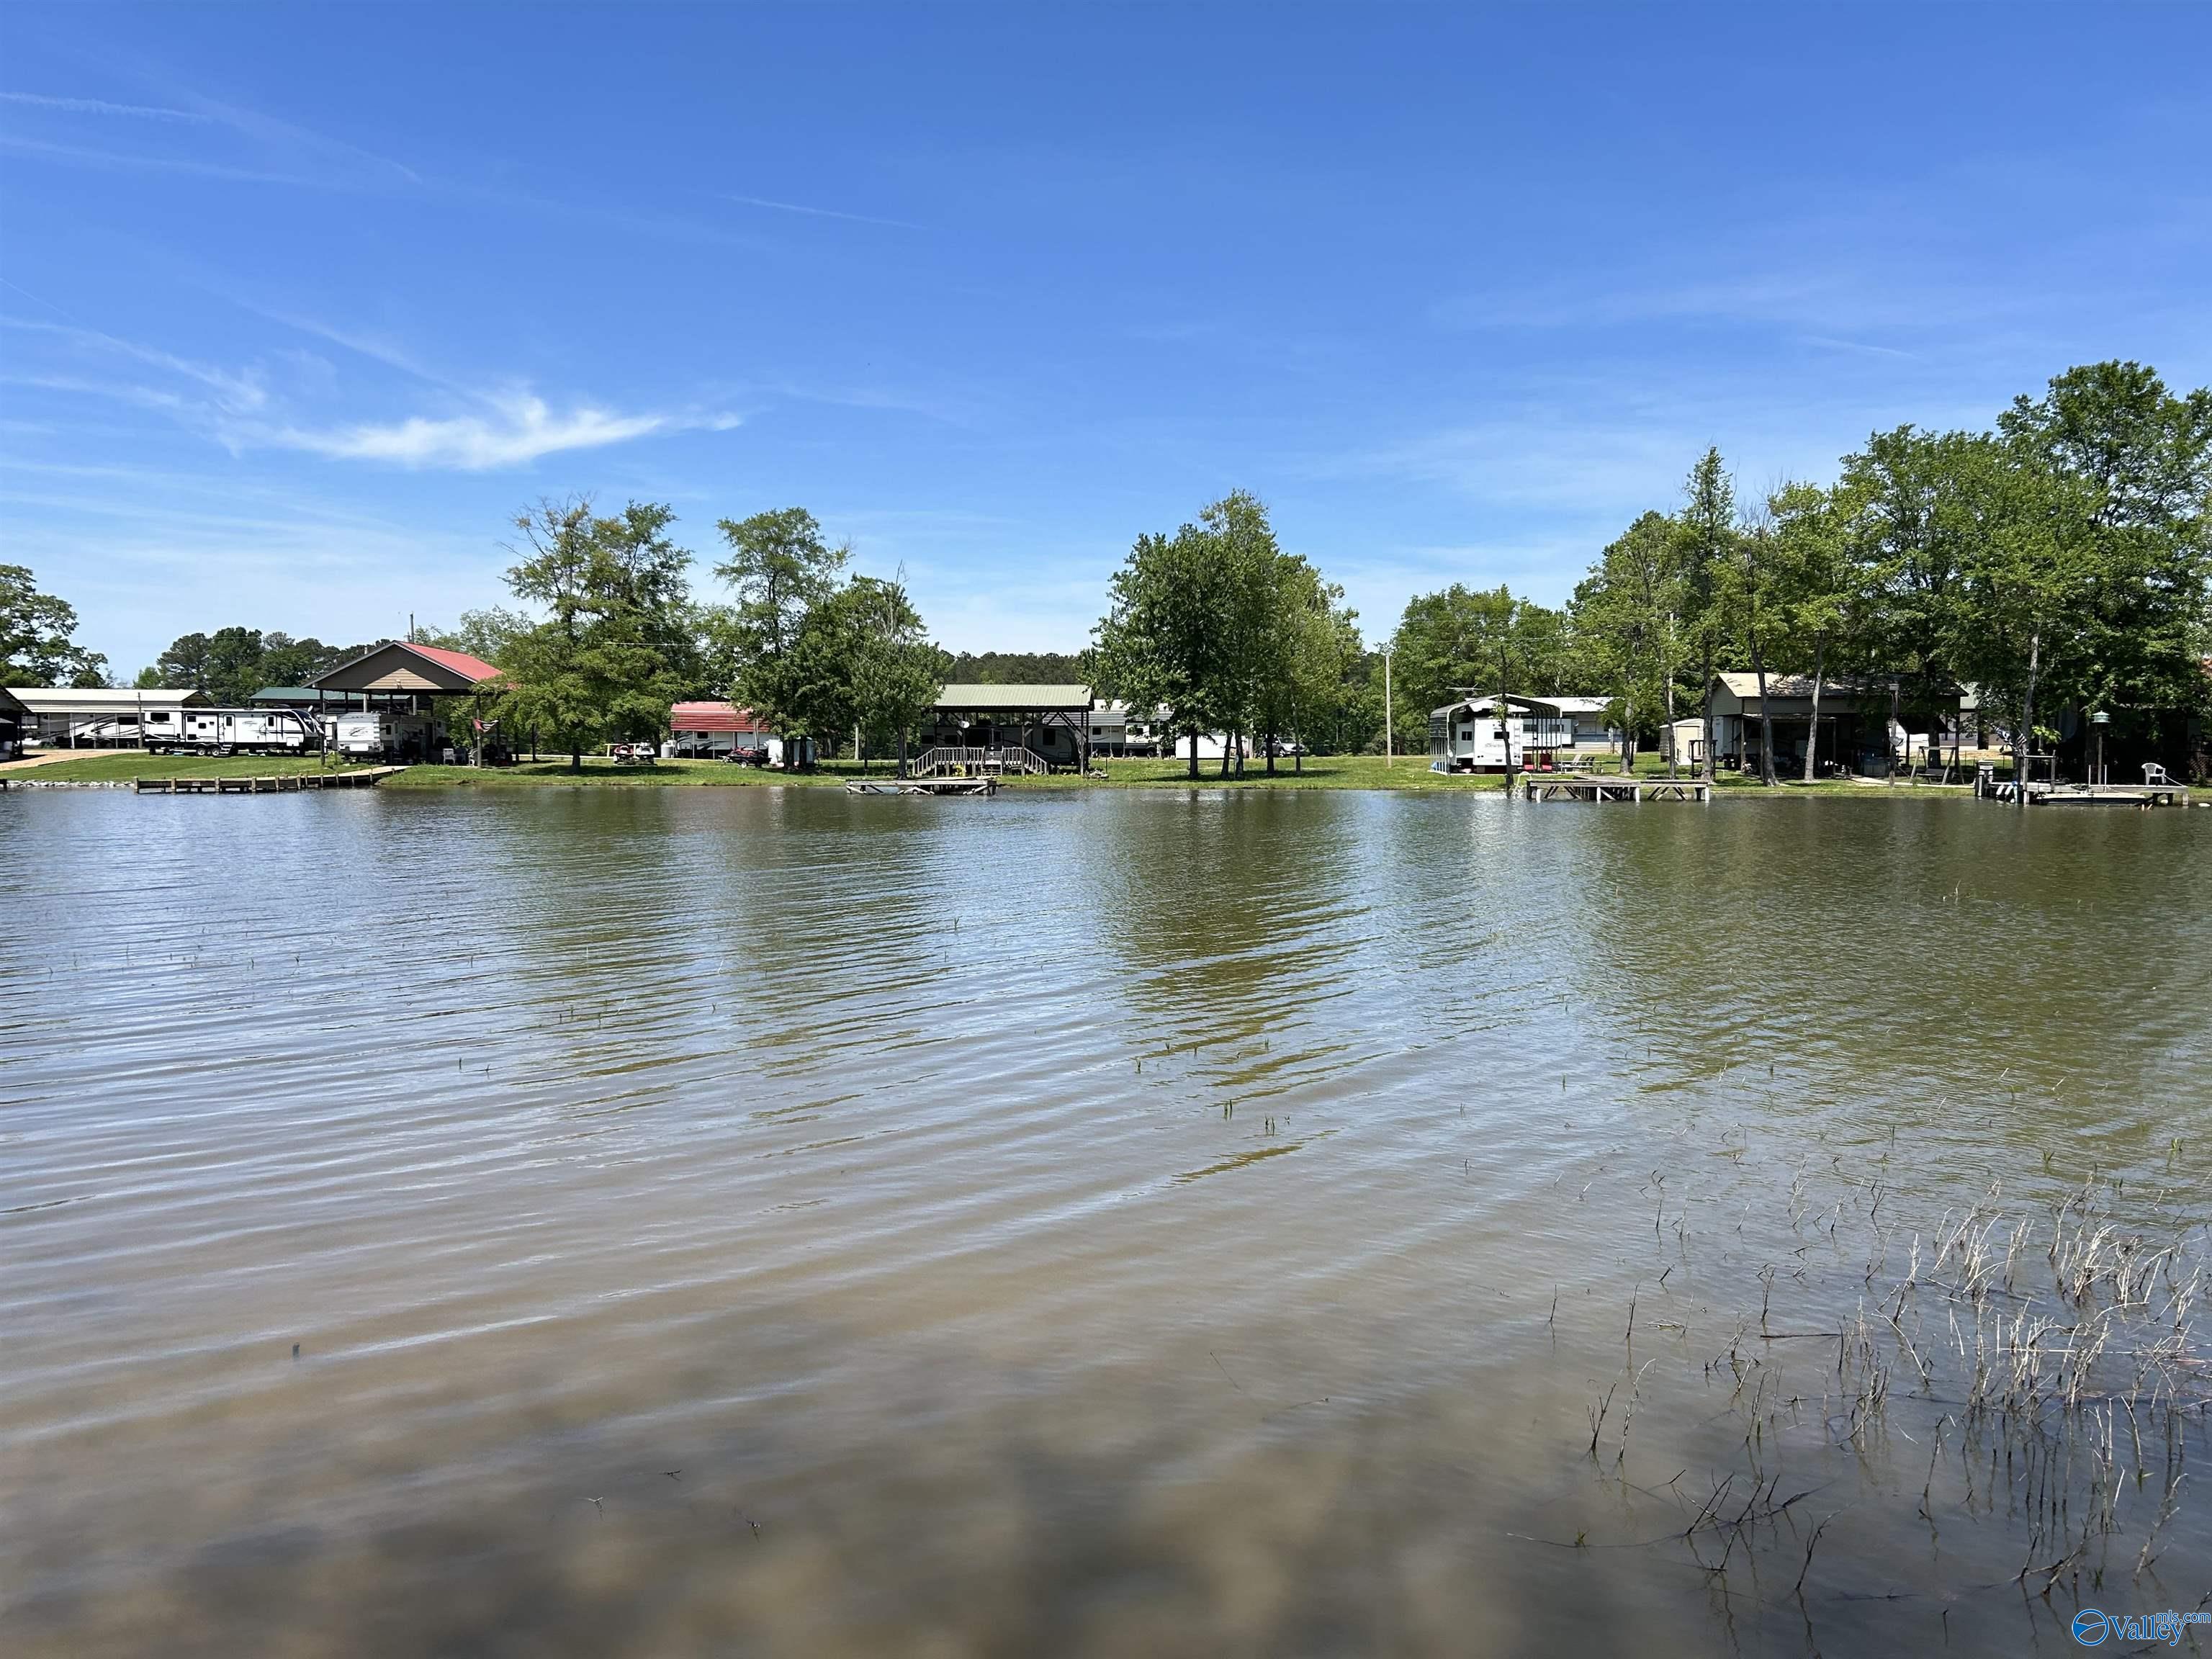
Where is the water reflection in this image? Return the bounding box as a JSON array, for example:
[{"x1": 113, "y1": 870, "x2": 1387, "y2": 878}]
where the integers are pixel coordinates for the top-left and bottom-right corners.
[{"x1": 1, "y1": 788, "x2": 2207, "y2": 1658}]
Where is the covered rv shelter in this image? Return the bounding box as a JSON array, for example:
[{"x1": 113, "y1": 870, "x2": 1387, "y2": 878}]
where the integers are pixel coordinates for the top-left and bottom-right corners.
[
  {"x1": 917, "y1": 684, "x2": 1095, "y2": 773},
  {"x1": 0, "y1": 686, "x2": 25, "y2": 758},
  {"x1": 1429, "y1": 693, "x2": 1589, "y2": 773},
  {"x1": 311, "y1": 640, "x2": 505, "y2": 704},
  {"x1": 308, "y1": 641, "x2": 506, "y2": 763},
  {"x1": 6, "y1": 686, "x2": 210, "y2": 749}
]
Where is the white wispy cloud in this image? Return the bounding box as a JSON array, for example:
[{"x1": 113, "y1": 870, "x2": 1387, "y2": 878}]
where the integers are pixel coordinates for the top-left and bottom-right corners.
[
  {"x1": 0, "y1": 78, "x2": 420, "y2": 191},
  {"x1": 720, "y1": 192, "x2": 919, "y2": 230},
  {"x1": 1, "y1": 315, "x2": 268, "y2": 410},
  {"x1": 0, "y1": 91, "x2": 211, "y2": 122},
  {"x1": 250, "y1": 395, "x2": 732, "y2": 469},
  {"x1": 4, "y1": 306, "x2": 734, "y2": 470}
]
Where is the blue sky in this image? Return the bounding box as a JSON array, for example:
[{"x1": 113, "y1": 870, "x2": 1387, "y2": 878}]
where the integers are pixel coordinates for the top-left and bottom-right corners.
[{"x1": 3, "y1": 4, "x2": 2208, "y2": 678}]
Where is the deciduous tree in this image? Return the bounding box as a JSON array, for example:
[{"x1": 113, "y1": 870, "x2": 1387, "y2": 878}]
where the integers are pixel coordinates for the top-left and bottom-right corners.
[
  {"x1": 713, "y1": 508, "x2": 848, "y2": 767},
  {"x1": 1, "y1": 565, "x2": 108, "y2": 687}
]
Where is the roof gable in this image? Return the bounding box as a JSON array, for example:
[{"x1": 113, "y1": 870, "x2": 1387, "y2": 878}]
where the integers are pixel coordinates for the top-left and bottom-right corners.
[
  {"x1": 311, "y1": 640, "x2": 505, "y2": 694},
  {"x1": 931, "y1": 683, "x2": 1093, "y2": 712}
]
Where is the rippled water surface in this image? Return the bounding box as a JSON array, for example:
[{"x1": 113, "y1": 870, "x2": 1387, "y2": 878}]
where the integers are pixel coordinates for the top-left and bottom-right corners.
[{"x1": 4, "y1": 787, "x2": 2209, "y2": 1656}]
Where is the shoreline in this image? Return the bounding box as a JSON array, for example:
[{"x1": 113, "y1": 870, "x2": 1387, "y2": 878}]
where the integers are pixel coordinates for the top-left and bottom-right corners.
[{"x1": 9, "y1": 750, "x2": 2208, "y2": 801}]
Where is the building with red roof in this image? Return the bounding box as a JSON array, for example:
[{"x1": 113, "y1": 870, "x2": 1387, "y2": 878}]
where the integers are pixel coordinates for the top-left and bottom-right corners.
[
  {"x1": 668, "y1": 701, "x2": 783, "y2": 761},
  {"x1": 311, "y1": 640, "x2": 506, "y2": 696}
]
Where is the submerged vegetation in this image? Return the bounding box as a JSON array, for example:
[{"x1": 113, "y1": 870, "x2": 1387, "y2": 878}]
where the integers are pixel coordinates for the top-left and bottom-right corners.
[{"x1": 1546, "y1": 1131, "x2": 2211, "y2": 1636}]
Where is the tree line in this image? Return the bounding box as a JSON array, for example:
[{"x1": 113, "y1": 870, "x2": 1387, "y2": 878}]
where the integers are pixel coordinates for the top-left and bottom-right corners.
[
  {"x1": 442, "y1": 499, "x2": 943, "y2": 770},
  {"x1": 12, "y1": 358, "x2": 2203, "y2": 786},
  {"x1": 1370, "y1": 360, "x2": 2211, "y2": 781},
  {"x1": 1563, "y1": 360, "x2": 2211, "y2": 782}
]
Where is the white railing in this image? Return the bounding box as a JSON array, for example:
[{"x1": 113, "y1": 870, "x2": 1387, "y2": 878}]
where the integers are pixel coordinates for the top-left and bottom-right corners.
[{"x1": 909, "y1": 745, "x2": 1051, "y2": 777}]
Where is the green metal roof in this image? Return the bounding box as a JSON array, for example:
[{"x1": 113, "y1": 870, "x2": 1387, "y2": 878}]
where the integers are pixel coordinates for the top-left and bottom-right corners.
[{"x1": 931, "y1": 683, "x2": 1093, "y2": 712}]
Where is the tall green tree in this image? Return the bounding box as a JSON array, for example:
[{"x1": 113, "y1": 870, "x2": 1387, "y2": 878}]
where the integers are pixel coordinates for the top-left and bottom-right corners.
[
  {"x1": 1094, "y1": 499, "x2": 1236, "y2": 778},
  {"x1": 1997, "y1": 361, "x2": 2212, "y2": 717},
  {"x1": 1933, "y1": 439, "x2": 2101, "y2": 804},
  {"x1": 1205, "y1": 491, "x2": 1292, "y2": 776},
  {"x1": 1, "y1": 565, "x2": 108, "y2": 687},
  {"x1": 153, "y1": 631, "x2": 213, "y2": 693},
  {"x1": 1763, "y1": 480, "x2": 1866, "y2": 782},
  {"x1": 1569, "y1": 511, "x2": 1686, "y2": 774},
  {"x1": 713, "y1": 507, "x2": 848, "y2": 767},
  {"x1": 1724, "y1": 503, "x2": 1785, "y2": 783},
  {"x1": 1277, "y1": 580, "x2": 1363, "y2": 770},
  {"x1": 1248, "y1": 556, "x2": 1356, "y2": 774},
  {"x1": 493, "y1": 498, "x2": 695, "y2": 769},
  {"x1": 785, "y1": 575, "x2": 946, "y2": 771},
  {"x1": 1838, "y1": 426, "x2": 1984, "y2": 762},
  {"x1": 1675, "y1": 447, "x2": 1736, "y2": 777}
]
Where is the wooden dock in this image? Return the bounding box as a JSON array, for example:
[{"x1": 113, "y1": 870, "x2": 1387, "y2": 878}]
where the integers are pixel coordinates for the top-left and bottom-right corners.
[
  {"x1": 845, "y1": 776, "x2": 998, "y2": 796},
  {"x1": 1522, "y1": 775, "x2": 1711, "y2": 803},
  {"x1": 134, "y1": 766, "x2": 405, "y2": 795},
  {"x1": 2010, "y1": 781, "x2": 2187, "y2": 808}
]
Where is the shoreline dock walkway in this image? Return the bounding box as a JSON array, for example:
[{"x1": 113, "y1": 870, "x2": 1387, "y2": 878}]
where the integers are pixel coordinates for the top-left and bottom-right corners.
[
  {"x1": 132, "y1": 766, "x2": 406, "y2": 795},
  {"x1": 1522, "y1": 775, "x2": 1711, "y2": 802},
  {"x1": 845, "y1": 776, "x2": 999, "y2": 796}
]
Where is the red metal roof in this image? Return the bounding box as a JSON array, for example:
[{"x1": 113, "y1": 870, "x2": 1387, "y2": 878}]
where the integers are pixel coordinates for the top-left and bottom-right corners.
[
  {"x1": 671, "y1": 701, "x2": 770, "y2": 734},
  {"x1": 406, "y1": 642, "x2": 505, "y2": 683}
]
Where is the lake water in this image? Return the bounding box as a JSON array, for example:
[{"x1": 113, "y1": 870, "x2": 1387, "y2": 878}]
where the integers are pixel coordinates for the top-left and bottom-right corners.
[{"x1": 4, "y1": 787, "x2": 2209, "y2": 1657}]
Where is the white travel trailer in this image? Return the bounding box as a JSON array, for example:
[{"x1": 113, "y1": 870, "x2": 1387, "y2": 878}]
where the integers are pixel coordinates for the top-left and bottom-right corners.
[
  {"x1": 147, "y1": 706, "x2": 324, "y2": 755},
  {"x1": 328, "y1": 709, "x2": 436, "y2": 760},
  {"x1": 1429, "y1": 694, "x2": 1579, "y2": 773}
]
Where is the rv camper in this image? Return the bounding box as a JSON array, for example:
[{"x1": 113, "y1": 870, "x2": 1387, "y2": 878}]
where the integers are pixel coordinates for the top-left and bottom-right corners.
[
  {"x1": 328, "y1": 709, "x2": 436, "y2": 760},
  {"x1": 145, "y1": 707, "x2": 324, "y2": 755},
  {"x1": 1429, "y1": 693, "x2": 1619, "y2": 773}
]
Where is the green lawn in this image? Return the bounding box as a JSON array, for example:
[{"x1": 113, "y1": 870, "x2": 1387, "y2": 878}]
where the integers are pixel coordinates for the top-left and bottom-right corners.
[
  {"x1": 18, "y1": 747, "x2": 2204, "y2": 801},
  {"x1": 381, "y1": 756, "x2": 850, "y2": 787},
  {"x1": 1010, "y1": 754, "x2": 1508, "y2": 791},
  {"x1": 14, "y1": 752, "x2": 382, "y2": 782}
]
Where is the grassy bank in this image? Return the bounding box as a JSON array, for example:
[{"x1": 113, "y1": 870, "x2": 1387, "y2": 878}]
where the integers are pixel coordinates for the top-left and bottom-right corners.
[
  {"x1": 12, "y1": 752, "x2": 384, "y2": 782},
  {"x1": 14, "y1": 748, "x2": 2206, "y2": 801},
  {"x1": 382, "y1": 757, "x2": 848, "y2": 788}
]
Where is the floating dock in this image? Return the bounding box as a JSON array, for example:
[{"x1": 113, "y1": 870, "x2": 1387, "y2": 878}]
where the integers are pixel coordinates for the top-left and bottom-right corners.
[
  {"x1": 134, "y1": 766, "x2": 405, "y2": 795},
  {"x1": 2007, "y1": 782, "x2": 2188, "y2": 808},
  {"x1": 845, "y1": 776, "x2": 998, "y2": 796},
  {"x1": 1522, "y1": 775, "x2": 1710, "y2": 802}
]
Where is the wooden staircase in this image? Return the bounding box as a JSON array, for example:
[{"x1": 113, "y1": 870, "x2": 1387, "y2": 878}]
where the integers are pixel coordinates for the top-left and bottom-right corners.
[{"x1": 908, "y1": 745, "x2": 1051, "y2": 777}]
